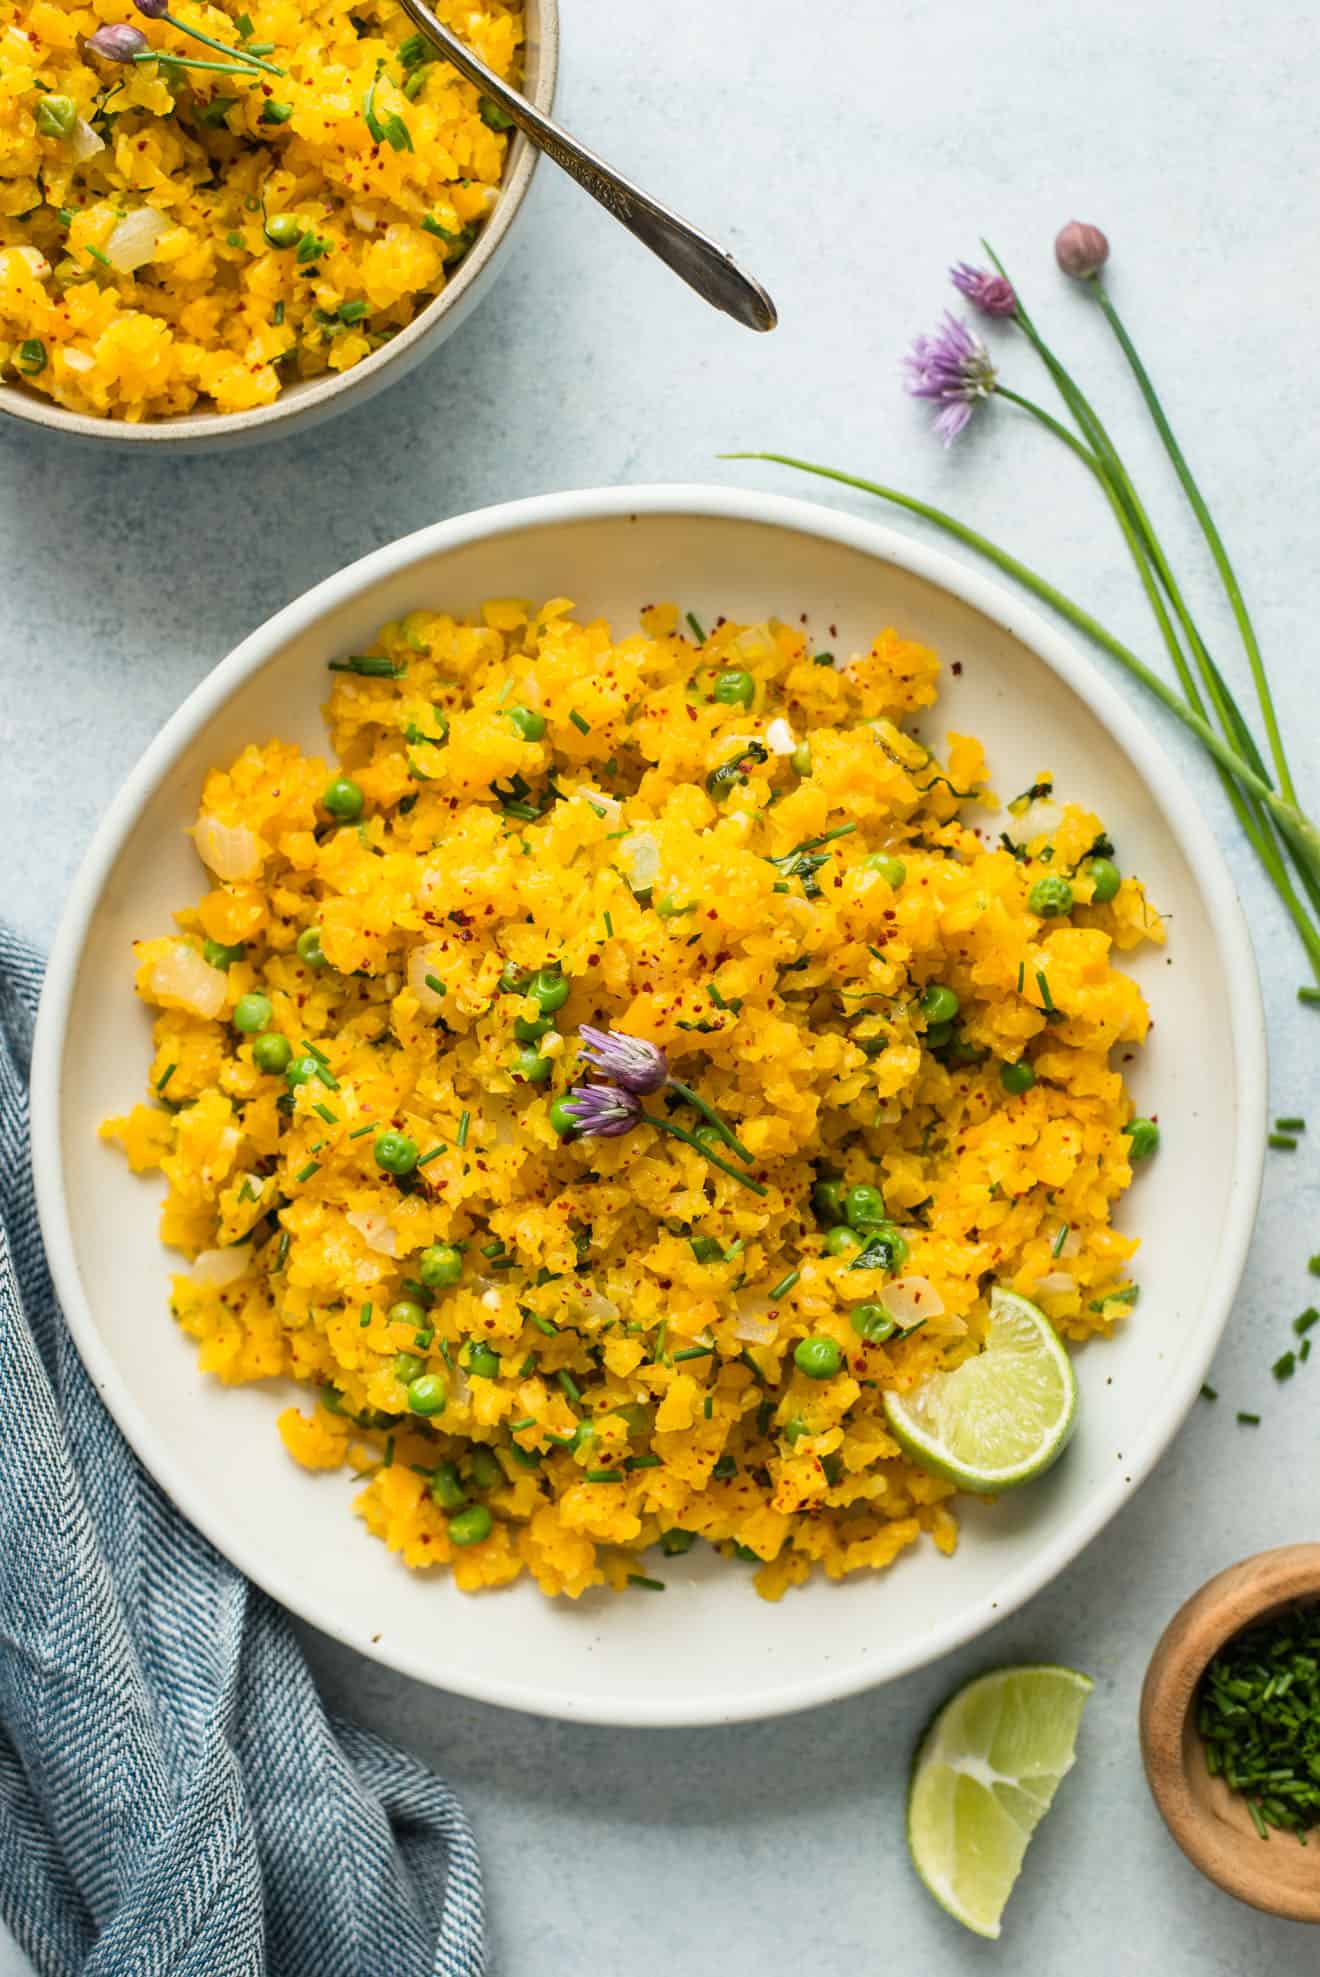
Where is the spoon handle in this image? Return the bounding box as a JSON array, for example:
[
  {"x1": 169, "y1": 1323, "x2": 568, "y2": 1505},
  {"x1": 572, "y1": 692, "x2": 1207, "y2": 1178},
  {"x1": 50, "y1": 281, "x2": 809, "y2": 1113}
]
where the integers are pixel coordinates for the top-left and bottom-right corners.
[{"x1": 395, "y1": 0, "x2": 778, "y2": 333}]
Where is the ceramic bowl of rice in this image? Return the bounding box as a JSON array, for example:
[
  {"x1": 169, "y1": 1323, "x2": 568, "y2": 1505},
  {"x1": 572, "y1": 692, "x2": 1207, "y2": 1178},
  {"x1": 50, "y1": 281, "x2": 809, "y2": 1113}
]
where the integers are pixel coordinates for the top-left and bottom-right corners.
[{"x1": 31, "y1": 485, "x2": 1265, "y2": 1723}]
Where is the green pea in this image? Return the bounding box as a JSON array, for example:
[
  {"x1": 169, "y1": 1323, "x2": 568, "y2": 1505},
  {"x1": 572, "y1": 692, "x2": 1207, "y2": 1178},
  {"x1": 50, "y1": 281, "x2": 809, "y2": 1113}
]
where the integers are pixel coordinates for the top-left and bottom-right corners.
[
  {"x1": 855, "y1": 1222, "x2": 909, "y2": 1272},
  {"x1": 1000, "y1": 1059, "x2": 1036, "y2": 1095},
  {"x1": 375, "y1": 1131, "x2": 419, "y2": 1176},
  {"x1": 924, "y1": 1021, "x2": 953, "y2": 1050},
  {"x1": 712, "y1": 668, "x2": 755, "y2": 709},
  {"x1": 920, "y1": 984, "x2": 960, "y2": 1026},
  {"x1": 466, "y1": 1342, "x2": 501, "y2": 1379},
  {"x1": 419, "y1": 1243, "x2": 463, "y2": 1288},
  {"x1": 285, "y1": 1053, "x2": 320, "y2": 1087},
  {"x1": 1124, "y1": 1117, "x2": 1160, "y2": 1161},
  {"x1": 448, "y1": 1503, "x2": 493, "y2": 1546},
  {"x1": 430, "y1": 1462, "x2": 467, "y2": 1510},
  {"x1": 203, "y1": 937, "x2": 245, "y2": 970},
  {"x1": 790, "y1": 742, "x2": 813, "y2": 777},
  {"x1": 393, "y1": 1351, "x2": 425, "y2": 1383},
  {"x1": 508, "y1": 705, "x2": 546, "y2": 742},
  {"x1": 824, "y1": 1225, "x2": 863, "y2": 1256},
  {"x1": 252, "y1": 1032, "x2": 292, "y2": 1075},
  {"x1": 263, "y1": 213, "x2": 302, "y2": 248},
  {"x1": 36, "y1": 94, "x2": 77, "y2": 138},
  {"x1": 1028, "y1": 874, "x2": 1074, "y2": 918},
  {"x1": 405, "y1": 1372, "x2": 447, "y2": 1416},
  {"x1": 794, "y1": 1335, "x2": 843, "y2": 1380},
  {"x1": 782, "y1": 1416, "x2": 812, "y2": 1444},
  {"x1": 811, "y1": 1177, "x2": 844, "y2": 1224},
  {"x1": 498, "y1": 960, "x2": 529, "y2": 995},
  {"x1": 548, "y1": 1095, "x2": 580, "y2": 1138},
  {"x1": 844, "y1": 1183, "x2": 887, "y2": 1232},
  {"x1": 322, "y1": 776, "x2": 364, "y2": 821},
  {"x1": 512, "y1": 1043, "x2": 551, "y2": 1085},
  {"x1": 388, "y1": 1299, "x2": 428, "y2": 1330},
  {"x1": 296, "y1": 926, "x2": 326, "y2": 969},
  {"x1": 514, "y1": 1011, "x2": 554, "y2": 1043},
  {"x1": 528, "y1": 967, "x2": 568, "y2": 1013},
  {"x1": 232, "y1": 991, "x2": 272, "y2": 1034},
  {"x1": 850, "y1": 1302, "x2": 895, "y2": 1343},
  {"x1": 467, "y1": 1447, "x2": 502, "y2": 1490},
  {"x1": 1086, "y1": 856, "x2": 1122, "y2": 904},
  {"x1": 865, "y1": 853, "x2": 907, "y2": 888},
  {"x1": 659, "y1": 1527, "x2": 695, "y2": 1555}
]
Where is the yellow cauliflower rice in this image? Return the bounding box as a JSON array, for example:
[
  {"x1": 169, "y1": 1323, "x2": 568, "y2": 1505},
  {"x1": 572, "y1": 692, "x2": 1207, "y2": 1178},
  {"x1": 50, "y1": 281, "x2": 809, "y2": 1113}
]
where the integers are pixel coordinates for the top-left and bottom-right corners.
[
  {"x1": 0, "y1": 0, "x2": 521, "y2": 417},
  {"x1": 103, "y1": 597, "x2": 1164, "y2": 1601}
]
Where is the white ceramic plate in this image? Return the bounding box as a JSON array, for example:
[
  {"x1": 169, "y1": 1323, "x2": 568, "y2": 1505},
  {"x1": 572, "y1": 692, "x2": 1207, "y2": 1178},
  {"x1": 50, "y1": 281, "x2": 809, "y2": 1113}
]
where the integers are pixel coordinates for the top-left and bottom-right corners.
[{"x1": 31, "y1": 486, "x2": 1266, "y2": 1725}]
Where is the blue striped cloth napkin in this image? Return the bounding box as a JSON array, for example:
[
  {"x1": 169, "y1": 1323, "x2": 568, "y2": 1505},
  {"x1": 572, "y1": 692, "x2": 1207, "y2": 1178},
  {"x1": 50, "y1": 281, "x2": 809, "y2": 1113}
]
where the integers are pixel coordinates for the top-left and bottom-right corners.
[{"x1": 0, "y1": 928, "x2": 485, "y2": 1977}]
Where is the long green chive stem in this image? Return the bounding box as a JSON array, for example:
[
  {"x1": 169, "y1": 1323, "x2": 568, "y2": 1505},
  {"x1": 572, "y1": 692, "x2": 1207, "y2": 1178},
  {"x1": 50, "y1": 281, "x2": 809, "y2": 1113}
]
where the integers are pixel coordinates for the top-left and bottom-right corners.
[
  {"x1": 727, "y1": 452, "x2": 1320, "y2": 975},
  {"x1": 1094, "y1": 286, "x2": 1296, "y2": 804},
  {"x1": 132, "y1": 49, "x2": 262, "y2": 75},
  {"x1": 160, "y1": 13, "x2": 285, "y2": 74},
  {"x1": 650, "y1": 1113, "x2": 766, "y2": 1195},
  {"x1": 664, "y1": 1078, "x2": 754, "y2": 1164},
  {"x1": 996, "y1": 389, "x2": 1320, "y2": 963}
]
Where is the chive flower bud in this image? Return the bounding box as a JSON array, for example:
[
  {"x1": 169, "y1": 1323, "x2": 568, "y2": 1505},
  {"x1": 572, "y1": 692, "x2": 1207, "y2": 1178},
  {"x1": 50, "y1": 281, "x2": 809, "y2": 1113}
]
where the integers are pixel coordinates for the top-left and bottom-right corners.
[
  {"x1": 133, "y1": 0, "x2": 168, "y2": 15},
  {"x1": 560, "y1": 1084, "x2": 643, "y2": 1139},
  {"x1": 1054, "y1": 220, "x2": 1109, "y2": 281},
  {"x1": 949, "y1": 262, "x2": 1017, "y2": 318},
  {"x1": 86, "y1": 21, "x2": 149, "y2": 58},
  {"x1": 578, "y1": 1025, "x2": 667, "y2": 1095}
]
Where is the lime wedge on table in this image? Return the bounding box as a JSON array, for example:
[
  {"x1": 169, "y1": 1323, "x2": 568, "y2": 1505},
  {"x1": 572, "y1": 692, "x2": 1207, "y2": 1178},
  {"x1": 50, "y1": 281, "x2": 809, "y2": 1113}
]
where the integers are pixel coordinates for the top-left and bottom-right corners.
[
  {"x1": 907, "y1": 1665, "x2": 1093, "y2": 1939},
  {"x1": 883, "y1": 1286, "x2": 1077, "y2": 1492}
]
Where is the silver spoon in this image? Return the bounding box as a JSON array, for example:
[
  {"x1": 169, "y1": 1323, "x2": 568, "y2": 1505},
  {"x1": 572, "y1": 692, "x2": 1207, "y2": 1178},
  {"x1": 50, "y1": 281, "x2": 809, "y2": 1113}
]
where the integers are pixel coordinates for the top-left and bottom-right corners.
[{"x1": 394, "y1": 0, "x2": 778, "y2": 333}]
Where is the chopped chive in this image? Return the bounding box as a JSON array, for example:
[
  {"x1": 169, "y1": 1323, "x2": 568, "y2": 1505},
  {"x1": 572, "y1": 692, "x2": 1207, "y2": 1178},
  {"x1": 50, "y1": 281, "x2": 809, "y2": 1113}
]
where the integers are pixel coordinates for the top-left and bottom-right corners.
[
  {"x1": 556, "y1": 1368, "x2": 582, "y2": 1404},
  {"x1": 626, "y1": 1453, "x2": 662, "y2": 1470},
  {"x1": 628, "y1": 1573, "x2": 665, "y2": 1590},
  {"x1": 314, "y1": 1064, "x2": 340, "y2": 1091},
  {"x1": 1237, "y1": 1411, "x2": 1261, "y2": 1425},
  {"x1": 1200, "y1": 1383, "x2": 1218, "y2": 1401},
  {"x1": 1274, "y1": 1352, "x2": 1297, "y2": 1382},
  {"x1": 686, "y1": 611, "x2": 706, "y2": 643},
  {"x1": 360, "y1": 1303, "x2": 373, "y2": 1328},
  {"x1": 672, "y1": 1344, "x2": 714, "y2": 1362},
  {"x1": 1303, "y1": 1340, "x2": 1313, "y2": 1363},
  {"x1": 1294, "y1": 1307, "x2": 1320, "y2": 1336},
  {"x1": 703, "y1": 1393, "x2": 713, "y2": 1418},
  {"x1": 1299, "y1": 987, "x2": 1320, "y2": 1005},
  {"x1": 417, "y1": 1144, "x2": 446, "y2": 1165},
  {"x1": 424, "y1": 973, "x2": 447, "y2": 996},
  {"x1": 654, "y1": 1320, "x2": 669, "y2": 1365},
  {"x1": 382, "y1": 1434, "x2": 394, "y2": 1468},
  {"x1": 275, "y1": 1232, "x2": 290, "y2": 1270},
  {"x1": 313, "y1": 1101, "x2": 337, "y2": 1124},
  {"x1": 1275, "y1": 1117, "x2": 1306, "y2": 1132},
  {"x1": 510, "y1": 1415, "x2": 536, "y2": 1432},
  {"x1": 1052, "y1": 1224, "x2": 1070, "y2": 1258},
  {"x1": 1036, "y1": 969, "x2": 1055, "y2": 1012},
  {"x1": 1016, "y1": 960, "x2": 1025, "y2": 994},
  {"x1": 457, "y1": 1110, "x2": 470, "y2": 1148},
  {"x1": 87, "y1": 244, "x2": 111, "y2": 266},
  {"x1": 155, "y1": 1062, "x2": 177, "y2": 1092},
  {"x1": 1309, "y1": 1257, "x2": 1320, "y2": 1277},
  {"x1": 569, "y1": 708, "x2": 590, "y2": 734},
  {"x1": 348, "y1": 1122, "x2": 375, "y2": 1139},
  {"x1": 328, "y1": 654, "x2": 405, "y2": 678},
  {"x1": 295, "y1": 1160, "x2": 320, "y2": 1182},
  {"x1": 769, "y1": 1268, "x2": 800, "y2": 1299},
  {"x1": 529, "y1": 1314, "x2": 558, "y2": 1335},
  {"x1": 1269, "y1": 1134, "x2": 1298, "y2": 1151},
  {"x1": 603, "y1": 911, "x2": 614, "y2": 938},
  {"x1": 585, "y1": 1469, "x2": 622, "y2": 1483}
]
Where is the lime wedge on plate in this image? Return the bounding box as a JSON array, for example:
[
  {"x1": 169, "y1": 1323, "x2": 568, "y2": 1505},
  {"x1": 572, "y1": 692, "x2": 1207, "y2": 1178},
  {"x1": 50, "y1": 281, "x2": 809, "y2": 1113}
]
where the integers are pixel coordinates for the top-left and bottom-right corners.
[
  {"x1": 907, "y1": 1664, "x2": 1093, "y2": 1938},
  {"x1": 884, "y1": 1286, "x2": 1077, "y2": 1492}
]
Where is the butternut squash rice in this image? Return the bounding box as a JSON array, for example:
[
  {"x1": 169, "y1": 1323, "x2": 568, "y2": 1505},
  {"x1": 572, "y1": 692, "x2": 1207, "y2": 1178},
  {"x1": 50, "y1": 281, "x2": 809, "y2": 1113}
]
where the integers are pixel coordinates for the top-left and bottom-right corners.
[
  {"x1": 103, "y1": 597, "x2": 1164, "y2": 1600},
  {"x1": 0, "y1": 0, "x2": 522, "y2": 417}
]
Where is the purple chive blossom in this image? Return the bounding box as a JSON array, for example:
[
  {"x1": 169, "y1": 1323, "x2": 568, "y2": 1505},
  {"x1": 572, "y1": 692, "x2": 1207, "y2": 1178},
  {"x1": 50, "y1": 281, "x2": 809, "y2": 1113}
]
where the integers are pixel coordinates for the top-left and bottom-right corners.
[
  {"x1": 949, "y1": 262, "x2": 1017, "y2": 318},
  {"x1": 903, "y1": 312, "x2": 997, "y2": 446},
  {"x1": 562, "y1": 1084, "x2": 643, "y2": 1139},
  {"x1": 134, "y1": 0, "x2": 169, "y2": 16},
  {"x1": 1055, "y1": 220, "x2": 1109, "y2": 280},
  {"x1": 85, "y1": 21, "x2": 149, "y2": 58},
  {"x1": 578, "y1": 1025, "x2": 667, "y2": 1095}
]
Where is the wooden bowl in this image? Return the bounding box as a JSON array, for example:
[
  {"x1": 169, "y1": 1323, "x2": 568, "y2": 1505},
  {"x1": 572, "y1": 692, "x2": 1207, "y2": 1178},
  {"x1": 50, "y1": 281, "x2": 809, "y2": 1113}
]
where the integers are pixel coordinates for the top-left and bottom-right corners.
[{"x1": 1140, "y1": 1544, "x2": 1320, "y2": 1921}]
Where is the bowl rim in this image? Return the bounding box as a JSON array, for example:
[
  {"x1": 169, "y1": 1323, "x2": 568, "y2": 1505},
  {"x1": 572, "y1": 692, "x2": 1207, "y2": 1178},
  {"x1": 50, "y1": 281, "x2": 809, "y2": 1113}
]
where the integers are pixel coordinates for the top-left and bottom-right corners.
[
  {"x1": 30, "y1": 483, "x2": 1269, "y2": 1725},
  {"x1": 0, "y1": 0, "x2": 558, "y2": 446}
]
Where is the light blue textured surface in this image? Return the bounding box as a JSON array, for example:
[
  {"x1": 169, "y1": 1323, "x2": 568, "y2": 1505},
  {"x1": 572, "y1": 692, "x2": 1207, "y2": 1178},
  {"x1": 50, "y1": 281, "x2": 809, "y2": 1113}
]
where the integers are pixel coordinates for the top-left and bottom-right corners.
[{"x1": 4, "y1": 0, "x2": 1320, "y2": 1967}]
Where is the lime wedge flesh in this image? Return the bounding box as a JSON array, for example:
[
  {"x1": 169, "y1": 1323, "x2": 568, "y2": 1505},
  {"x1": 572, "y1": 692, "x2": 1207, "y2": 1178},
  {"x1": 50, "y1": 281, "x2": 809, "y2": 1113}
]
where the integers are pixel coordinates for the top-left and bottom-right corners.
[
  {"x1": 907, "y1": 1664, "x2": 1093, "y2": 1939},
  {"x1": 883, "y1": 1286, "x2": 1077, "y2": 1492}
]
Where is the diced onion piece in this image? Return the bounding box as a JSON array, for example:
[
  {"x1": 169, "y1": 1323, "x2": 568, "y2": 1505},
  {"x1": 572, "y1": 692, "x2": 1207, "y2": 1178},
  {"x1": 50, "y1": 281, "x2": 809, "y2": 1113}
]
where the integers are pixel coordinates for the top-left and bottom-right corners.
[
  {"x1": 407, "y1": 942, "x2": 448, "y2": 1015},
  {"x1": 193, "y1": 814, "x2": 263, "y2": 881},
  {"x1": 350, "y1": 205, "x2": 377, "y2": 232},
  {"x1": 764, "y1": 717, "x2": 797, "y2": 756},
  {"x1": 69, "y1": 116, "x2": 105, "y2": 162},
  {"x1": 104, "y1": 207, "x2": 171, "y2": 274},
  {"x1": 881, "y1": 1276, "x2": 945, "y2": 1330},
  {"x1": 146, "y1": 940, "x2": 228, "y2": 1019},
  {"x1": 3, "y1": 244, "x2": 51, "y2": 282},
  {"x1": 448, "y1": 1361, "x2": 472, "y2": 1409},
  {"x1": 1034, "y1": 1271, "x2": 1077, "y2": 1297},
  {"x1": 618, "y1": 831, "x2": 658, "y2": 893},
  {"x1": 733, "y1": 1309, "x2": 777, "y2": 1344},
  {"x1": 62, "y1": 347, "x2": 94, "y2": 372},
  {"x1": 346, "y1": 1210, "x2": 398, "y2": 1258},
  {"x1": 191, "y1": 1246, "x2": 252, "y2": 1287},
  {"x1": 576, "y1": 1286, "x2": 620, "y2": 1323},
  {"x1": 574, "y1": 784, "x2": 621, "y2": 824}
]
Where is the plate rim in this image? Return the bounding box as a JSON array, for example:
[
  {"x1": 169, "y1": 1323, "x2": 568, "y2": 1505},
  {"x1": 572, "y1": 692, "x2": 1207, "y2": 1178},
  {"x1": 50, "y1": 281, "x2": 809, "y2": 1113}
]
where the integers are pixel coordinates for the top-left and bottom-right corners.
[{"x1": 30, "y1": 482, "x2": 1268, "y2": 1725}]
